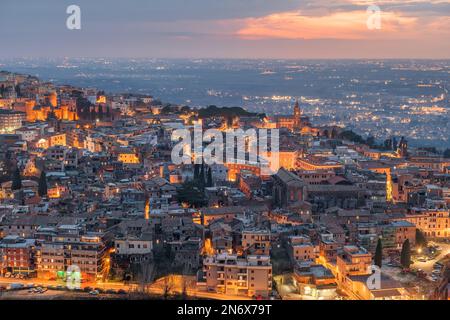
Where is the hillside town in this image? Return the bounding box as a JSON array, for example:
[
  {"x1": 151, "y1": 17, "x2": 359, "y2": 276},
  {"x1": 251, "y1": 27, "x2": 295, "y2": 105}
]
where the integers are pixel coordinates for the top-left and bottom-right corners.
[{"x1": 0, "y1": 70, "x2": 449, "y2": 300}]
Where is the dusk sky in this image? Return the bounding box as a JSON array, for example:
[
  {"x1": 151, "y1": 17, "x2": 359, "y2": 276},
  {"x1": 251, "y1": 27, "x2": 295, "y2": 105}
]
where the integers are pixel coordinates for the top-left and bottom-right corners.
[{"x1": 1, "y1": 0, "x2": 449, "y2": 59}]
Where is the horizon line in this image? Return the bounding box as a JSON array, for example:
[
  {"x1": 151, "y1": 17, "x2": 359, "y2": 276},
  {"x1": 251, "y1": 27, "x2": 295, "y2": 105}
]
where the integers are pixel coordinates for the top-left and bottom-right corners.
[{"x1": 1, "y1": 57, "x2": 449, "y2": 61}]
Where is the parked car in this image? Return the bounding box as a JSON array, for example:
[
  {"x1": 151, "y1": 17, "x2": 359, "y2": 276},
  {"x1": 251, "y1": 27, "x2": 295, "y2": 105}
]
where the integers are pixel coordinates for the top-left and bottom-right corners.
[
  {"x1": 89, "y1": 290, "x2": 99, "y2": 295},
  {"x1": 432, "y1": 270, "x2": 441, "y2": 275},
  {"x1": 9, "y1": 283, "x2": 24, "y2": 290},
  {"x1": 387, "y1": 262, "x2": 398, "y2": 267}
]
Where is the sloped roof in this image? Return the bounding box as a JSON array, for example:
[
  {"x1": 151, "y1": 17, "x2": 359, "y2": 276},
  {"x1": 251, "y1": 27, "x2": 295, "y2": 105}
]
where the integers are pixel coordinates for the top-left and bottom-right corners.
[{"x1": 275, "y1": 168, "x2": 305, "y2": 187}]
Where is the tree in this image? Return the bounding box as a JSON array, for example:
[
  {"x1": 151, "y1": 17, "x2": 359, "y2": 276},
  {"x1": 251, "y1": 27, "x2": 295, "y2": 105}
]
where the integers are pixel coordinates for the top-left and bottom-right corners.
[
  {"x1": 416, "y1": 229, "x2": 428, "y2": 248},
  {"x1": 366, "y1": 135, "x2": 376, "y2": 147},
  {"x1": 75, "y1": 96, "x2": 91, "y2": 120},
  {"x1": 273, "y1": 190, "x2": 280, "y2": 207},
  {"x1": 38, "y1": 170, "x2": 48, "y2": 197},
  {"x1": 374, "y1": 238, "x2": 383, "y2": 268},
  {"x1": 90, "y1": 108, "x2": 97, "y2": 121},
  {"x1": 15, "y1": 84, "x2": 21, "y2": 97},
  {"x1": 383, "y1": 138, "x2": 392, "y2": 150},
  {"x1": 98, "y1": 104, "x2": 104, "y2": 120},
  {"x1": 138, "y1": 261, "x2": 154, "y2": 294},
  {"x1": 176, "y1": 180, "x2": 207, "y2": 208},
  {"x1": 444, "y1": 149, "x2": 450, "y2": 158},
  {"x1": 197, "y1": 105, "x2": 257, "y2": 119},
  {"x1": 207, "y1": 167, "x2": 213, "y2": 187},
  {"x1": 152, "y1": 274, "x2": 176, "y2": 299},
  {"x1": 400, "y1": 239, "x2": 411, "y2": 269},
  {"x1": 194, "y1": 164, "x2": 200, "y2": 181},
  {"x1": 392, "y1": 137, "x2": 398, "y2": 150},
  {"x1": 338, "y1": 130, "x2": 365, "y2": 144},
  {"x1": 330, "y1": 128, "x2": 337, "y2": 139},
  {"x1": 11, "y1": 167, "x2": 22, "y2": 190},
  {"x1": 199, "y1": 162, "x2": 205, "y2": 187},
  {"x1": 180, "y1": 105, "x2": 191, "y2": 114},
  {"x1": 181, "y1": 278, "x2": 188, "y2": 300}
]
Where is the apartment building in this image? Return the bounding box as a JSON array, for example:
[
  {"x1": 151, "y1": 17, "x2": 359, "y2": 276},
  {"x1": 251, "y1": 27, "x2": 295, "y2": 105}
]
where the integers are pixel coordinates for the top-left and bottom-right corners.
[
  {"x1": 241, "y1": 229, "x2": 271, "y2": 255},
  {"x1": 336, "y1": 245, "x2": 372, "y2": 284},
  {"x1": 289, "y1": 235, "x2": 315, "y2": 263},
  {"x1": 390, "y1": 220, "x2": 416, "y2": 247},
  {"x1": 401, "y1": 209, "x2": 450, "y2": 238},
  {"x1": 203, "y1": 253, "x2": 272, "y2": 298},
  {"x1": 115, "y1": 235, "x2": 153, "y2": 256},
  {"x1": 0, "y1": 235, "x2": 36, "y2": 275},
  {"x1": 319, "y1": 234, "x2": 340, "y2": 263},
  {"x1": 0, "y1": 109, "x2": 26, "y2": 133},
  {"x1": 36, "y1": 225, "x2": 109, "y2": 281}
]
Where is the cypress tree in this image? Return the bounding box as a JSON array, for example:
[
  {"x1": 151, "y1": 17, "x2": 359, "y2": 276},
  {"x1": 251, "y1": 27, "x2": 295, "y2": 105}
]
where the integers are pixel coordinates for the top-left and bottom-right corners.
[
  {"x1": 415, "y1": 229, "x2": 427, "y2": 248},
  {"x1": 374, "y1": 238, "x2": 383, "y2": 268},
  {"x1": 400, "y1": 239, "x2": 411, "y2": 269},
  {"x1": 194, "y1": 164, "x2": 200, "y2": 181},
  {"x1": 274, "y1": 190, "x2": 280, "y2": 207},
  {"x1": 38, "y1": 170, "x2": 48, "y2": 197},
  {"x1": 199, "y1": 162, "x2": 205, "y2": 186},
  {"x1": 91, "y1": 108, "x2": 97, "y2": 121},
  {"x1": 207, "y1": 167, "x2": 213, "y2": 187},
  {"x1": 98, "y1": 104, "x2": 103, "y2": 120},
  {"x1": 15, "y1": 84, "x2": 21, "y2": 97},
  {"x1": 11, "y1": 167, "x2": 22, "y2": 190}
]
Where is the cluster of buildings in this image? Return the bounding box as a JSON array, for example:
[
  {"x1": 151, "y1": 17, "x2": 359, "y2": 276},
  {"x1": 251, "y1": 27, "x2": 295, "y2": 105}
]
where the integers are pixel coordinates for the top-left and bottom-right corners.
[{"x1": 0, "y1": 70, "x2": 449, "y2": 300}]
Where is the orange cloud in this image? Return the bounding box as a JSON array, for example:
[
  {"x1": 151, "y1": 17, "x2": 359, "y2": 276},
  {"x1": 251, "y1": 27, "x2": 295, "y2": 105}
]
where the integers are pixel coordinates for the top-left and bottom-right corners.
[{"x1": 236, "y1": 10, "x2": 419, "y2": 40}]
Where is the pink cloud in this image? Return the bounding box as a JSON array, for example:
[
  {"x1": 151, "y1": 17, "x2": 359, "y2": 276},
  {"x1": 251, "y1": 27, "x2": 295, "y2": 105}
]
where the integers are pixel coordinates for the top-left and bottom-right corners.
[{"x1": 235, "y1": 9, "x2": 428, "y2": 40}]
